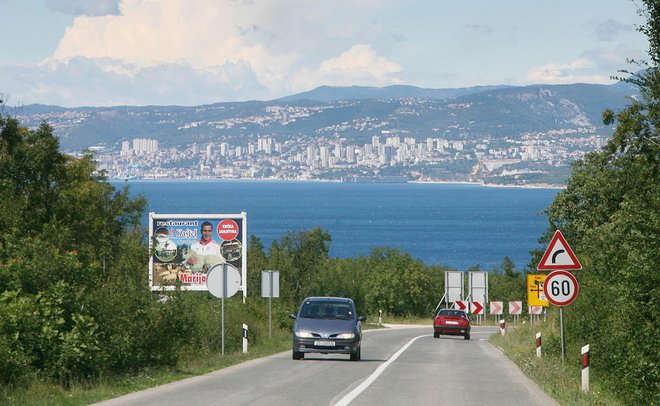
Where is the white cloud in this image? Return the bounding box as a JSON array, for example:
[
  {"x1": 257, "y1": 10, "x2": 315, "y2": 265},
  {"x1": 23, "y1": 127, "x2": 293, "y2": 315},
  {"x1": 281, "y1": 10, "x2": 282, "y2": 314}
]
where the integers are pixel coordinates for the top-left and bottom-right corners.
[
  {"x1": 525, "y1": 59, "x2": 610, "y2": 85},
  {"x1": 1, "y1": 0, "x2": 648, "y2": 106},
  {"x1": 41, "y1": 0, "x2": 403, "y2": 104},
  {"x1": 0, "y1": 57, "x2": 270, "y2": 107},
  {"x1": 298, "y1": 44, "x2": 402, "y2": 88},
  {"x1": 525, "y1": 45, "x2": 647, "y2": 85}
]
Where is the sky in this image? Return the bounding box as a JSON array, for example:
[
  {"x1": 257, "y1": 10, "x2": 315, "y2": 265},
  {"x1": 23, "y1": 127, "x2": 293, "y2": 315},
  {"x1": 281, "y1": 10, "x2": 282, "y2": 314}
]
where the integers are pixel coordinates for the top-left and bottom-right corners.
[{"x1": 0, "y1": 0, "x2": 650, "y2": 107}]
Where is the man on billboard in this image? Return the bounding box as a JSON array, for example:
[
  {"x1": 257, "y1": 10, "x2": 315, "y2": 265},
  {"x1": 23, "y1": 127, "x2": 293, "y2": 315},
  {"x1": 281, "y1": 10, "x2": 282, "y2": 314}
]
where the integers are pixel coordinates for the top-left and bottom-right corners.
[{"x1": 184, "y1": 221, "x2": 223, "y2": 273}]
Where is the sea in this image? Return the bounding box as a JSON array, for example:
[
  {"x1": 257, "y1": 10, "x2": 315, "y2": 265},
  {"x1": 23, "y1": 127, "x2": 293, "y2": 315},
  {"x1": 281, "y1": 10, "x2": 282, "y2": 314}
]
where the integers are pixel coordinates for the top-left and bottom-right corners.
[{"x1": 114, "y1": 180, "x2": 560, "y2": 271}]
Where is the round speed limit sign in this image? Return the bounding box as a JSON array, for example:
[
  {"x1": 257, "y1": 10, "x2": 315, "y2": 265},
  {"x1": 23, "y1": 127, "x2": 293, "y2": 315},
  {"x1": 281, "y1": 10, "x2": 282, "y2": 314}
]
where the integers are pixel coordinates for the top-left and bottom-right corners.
[{"x1": 544, "y1": 270, "x2": 579, "y2": 306}]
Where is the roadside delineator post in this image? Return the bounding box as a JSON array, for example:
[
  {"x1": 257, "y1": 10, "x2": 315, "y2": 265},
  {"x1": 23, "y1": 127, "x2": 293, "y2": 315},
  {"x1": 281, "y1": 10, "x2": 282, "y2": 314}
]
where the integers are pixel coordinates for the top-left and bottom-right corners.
[
  {"x1": 535, "y1": 332, "x2": 542, "y2": 358},
  {"x1": 581, "y1": 344, "x2": 590, "y2": 393},
  {"x1": 378, "y1": 309, "x2": 383, "y2": 325},
  {"x1": 242, "y1": 324, "x2": 248, "y2": 354},
  {"x1": 499, "y1": 319, "x2": 505, "y2": 336}
]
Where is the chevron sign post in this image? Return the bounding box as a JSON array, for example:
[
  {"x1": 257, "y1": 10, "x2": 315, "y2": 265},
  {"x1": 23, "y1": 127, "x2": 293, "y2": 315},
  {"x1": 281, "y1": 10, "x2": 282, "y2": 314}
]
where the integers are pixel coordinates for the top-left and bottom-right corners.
[
  {"x1": 508, "y1": 301, "x2": 522, "y2": 323},
  {"x1": 489, "y1": 301, "x2": 503, "y2": 315},
  {"x1": 471, "y1": 301, "x2": 484, "y2": 315},
  {"x1": 509, "y1": 301, "x2": 522, "y2": 315},
  {"x1": 454, "y1": 300, "x2": 469, "y2": 311}
]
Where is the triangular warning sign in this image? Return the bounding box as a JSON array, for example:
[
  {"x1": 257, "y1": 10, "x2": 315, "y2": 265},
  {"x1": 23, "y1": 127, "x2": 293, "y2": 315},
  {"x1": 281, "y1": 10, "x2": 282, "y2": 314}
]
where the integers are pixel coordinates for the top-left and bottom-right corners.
[{"x1": 537, "y1": 230, "x2": 582, "y2": 270}]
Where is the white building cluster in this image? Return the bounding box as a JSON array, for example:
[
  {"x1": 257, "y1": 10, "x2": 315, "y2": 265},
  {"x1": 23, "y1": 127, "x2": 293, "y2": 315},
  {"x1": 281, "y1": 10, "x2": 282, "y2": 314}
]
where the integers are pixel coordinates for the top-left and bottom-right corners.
[
  {"x1": 97, "y1": 130, "x2": 609, "y2": 183},
  {"x1": 121, "y1": 138, "x2": 159, "y2": 156}
]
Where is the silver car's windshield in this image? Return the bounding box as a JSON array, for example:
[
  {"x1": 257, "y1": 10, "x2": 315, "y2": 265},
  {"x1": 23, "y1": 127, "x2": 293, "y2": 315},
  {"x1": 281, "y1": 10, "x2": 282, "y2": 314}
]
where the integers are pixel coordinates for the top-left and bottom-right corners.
[{"x1": 300, "y1": 301, "x2": 354, "y2": 320}]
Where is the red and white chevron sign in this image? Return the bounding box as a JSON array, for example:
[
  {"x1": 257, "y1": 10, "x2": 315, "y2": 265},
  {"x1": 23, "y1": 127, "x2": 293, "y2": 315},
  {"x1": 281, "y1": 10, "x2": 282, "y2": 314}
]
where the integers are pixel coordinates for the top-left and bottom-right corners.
[
  {"x1": 529, "y1": 305, "x2": 543, "y2": 315},
  {"x1": 454, "y1": 301, "x2": 469, "y2": 311},
  {"x1": 489, "y1": 301, "x2": 503, "y2": 315},
  {"x1": 471, "y1": 301, "x2": 484, "y2": 315},
  {"x1": 509, "y1": 301, "x2": 522, "y2": 315}
]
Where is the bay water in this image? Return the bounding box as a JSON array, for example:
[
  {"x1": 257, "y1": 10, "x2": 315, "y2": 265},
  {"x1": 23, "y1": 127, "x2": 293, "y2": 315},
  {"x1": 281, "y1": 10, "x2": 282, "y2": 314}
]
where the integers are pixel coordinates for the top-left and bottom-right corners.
[{"x1": 116, "y1": 180, "x2": 559, "y2": 270}]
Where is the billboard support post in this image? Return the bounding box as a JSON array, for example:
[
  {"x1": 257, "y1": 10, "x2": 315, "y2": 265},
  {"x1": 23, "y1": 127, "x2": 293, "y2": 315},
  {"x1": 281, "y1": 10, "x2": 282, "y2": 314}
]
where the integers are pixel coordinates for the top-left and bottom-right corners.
[{"x1": 222, "y1": 264, "x2": 227, "y2": 355}]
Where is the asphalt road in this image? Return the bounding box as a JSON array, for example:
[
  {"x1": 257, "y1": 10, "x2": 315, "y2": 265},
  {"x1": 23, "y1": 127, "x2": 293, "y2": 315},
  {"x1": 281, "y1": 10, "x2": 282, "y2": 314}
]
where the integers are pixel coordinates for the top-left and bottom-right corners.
[{"x1": 95, "y1": 325, "x2": 558, "y2": 406}]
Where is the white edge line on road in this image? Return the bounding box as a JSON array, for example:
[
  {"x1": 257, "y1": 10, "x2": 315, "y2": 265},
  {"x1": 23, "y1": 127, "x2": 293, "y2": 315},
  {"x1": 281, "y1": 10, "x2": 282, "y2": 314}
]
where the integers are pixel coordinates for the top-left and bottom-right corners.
[{"x1": 333, "y1": 334, "x2": 429, "y2": 406}]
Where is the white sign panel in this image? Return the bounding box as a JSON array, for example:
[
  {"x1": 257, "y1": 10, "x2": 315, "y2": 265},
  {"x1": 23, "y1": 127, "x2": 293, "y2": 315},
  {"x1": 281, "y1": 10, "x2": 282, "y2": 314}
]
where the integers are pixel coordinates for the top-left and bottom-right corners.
[
  {"x1": 544, "y1": 270, "x2": 579, "y2": 306},
  {"x1": 468, "y1": 271, "x2": 489, "y2": 303},
  {"x1": 445, "y1": 271, "x2": 464, "y2": 303},
  {"x1": 490, "y1": 301, "x2": 503, "y2": 315},
  {"x1": 207, "y1": 264, "x2": 241, "y2": 298},
  {"x1": 261, "y1": 271, "x2": 280, "y2": 298},
  {"x1": 471, "y1": 301, "x2": 484, "y2": 315},
  {"x1": 509, "y1": 301, "x2": 523, "y2": 315}
]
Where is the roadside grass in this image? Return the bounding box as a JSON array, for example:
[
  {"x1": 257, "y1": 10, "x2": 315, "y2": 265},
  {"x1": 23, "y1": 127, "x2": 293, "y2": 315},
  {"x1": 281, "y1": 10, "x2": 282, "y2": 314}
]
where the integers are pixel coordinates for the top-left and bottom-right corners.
[
  {"x1": 490, "y1": 317, "x2": 624, "y2": 406},
  {"x1": 1, "y1": 317, "x2": 384, "y2": 406},
  {"x1": 0, "y1": 329, "x2": 292, "y2": 406}
]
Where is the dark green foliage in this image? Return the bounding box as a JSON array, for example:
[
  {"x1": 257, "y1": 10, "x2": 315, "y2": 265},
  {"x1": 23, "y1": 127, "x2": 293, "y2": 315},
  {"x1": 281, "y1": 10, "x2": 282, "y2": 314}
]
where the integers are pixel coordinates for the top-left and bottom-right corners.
[
  {"x1": 489, "y1": 257, "x2": 526, "y2": 303},
  {"x1": 267, "y1": 227, "x2": 332, "y2": 305},
  {"x1": 541, "y1": 2, "x2": 660, "y2": 403},
  {"x1": 0, "y1": 115, "x2": 171, "y2": 386}
]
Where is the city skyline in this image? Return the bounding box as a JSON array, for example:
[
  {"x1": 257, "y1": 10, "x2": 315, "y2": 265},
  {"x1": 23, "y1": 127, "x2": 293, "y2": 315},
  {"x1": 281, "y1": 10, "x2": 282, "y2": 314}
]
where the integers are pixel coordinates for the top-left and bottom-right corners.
[{"x1": 97, "y1": 128, "x2": 606, "y2": 186}]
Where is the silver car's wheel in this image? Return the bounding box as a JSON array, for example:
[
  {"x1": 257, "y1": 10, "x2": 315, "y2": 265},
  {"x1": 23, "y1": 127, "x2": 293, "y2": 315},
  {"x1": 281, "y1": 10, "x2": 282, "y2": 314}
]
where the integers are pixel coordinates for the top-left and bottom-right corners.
[
  {"x1": 350, "y1": 345, "x2": 361, "y2": 361},
  {"x1": 293, "y1": 351, "x2": 304, "y2": 360}
]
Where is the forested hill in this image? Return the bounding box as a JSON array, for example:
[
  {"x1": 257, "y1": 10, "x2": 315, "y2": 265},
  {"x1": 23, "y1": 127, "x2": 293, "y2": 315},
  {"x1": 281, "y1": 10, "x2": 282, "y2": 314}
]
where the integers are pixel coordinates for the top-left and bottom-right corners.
[{"x1": 11, "y1": 81, "x2": 639, "y2": 152}]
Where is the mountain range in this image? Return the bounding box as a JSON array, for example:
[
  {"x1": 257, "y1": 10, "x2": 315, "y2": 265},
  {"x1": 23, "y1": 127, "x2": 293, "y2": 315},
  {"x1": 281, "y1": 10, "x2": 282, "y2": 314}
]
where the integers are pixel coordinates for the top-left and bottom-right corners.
[{"x1": 10, "y1": 81, "x2": 640, "y2": 152}]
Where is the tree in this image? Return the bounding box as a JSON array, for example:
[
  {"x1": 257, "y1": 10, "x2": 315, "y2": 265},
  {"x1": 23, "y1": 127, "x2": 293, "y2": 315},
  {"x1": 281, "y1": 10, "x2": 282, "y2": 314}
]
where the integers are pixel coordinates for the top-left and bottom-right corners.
[
  {"x1": 0, "y1": 113, "x2": 174, "y2": 385},
  {"x1": 489, "y1": 257, "x2": 525, "y2": 303},
  {"x1": 268, "y1": 227, "x2": 332, "y2": 304},
  {"x1": 543, "y1": 2, "x2": 659, "y2": 402}
]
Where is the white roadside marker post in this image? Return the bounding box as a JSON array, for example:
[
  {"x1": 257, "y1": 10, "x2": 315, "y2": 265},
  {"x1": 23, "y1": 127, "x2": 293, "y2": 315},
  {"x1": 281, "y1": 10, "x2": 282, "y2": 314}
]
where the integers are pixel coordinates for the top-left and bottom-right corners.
[
  {"x1": 499, "y1": 319, "x2": 505, "y2": 336},
  {"x1": 581, "y1": 344, "x2": 590, "y2": 393},
  {"x1": 536, "y1": 332, "x2": 542, "y2": 358},
  {"x1": 242, "y1": 324, "x2": 248, "y2": 354}
]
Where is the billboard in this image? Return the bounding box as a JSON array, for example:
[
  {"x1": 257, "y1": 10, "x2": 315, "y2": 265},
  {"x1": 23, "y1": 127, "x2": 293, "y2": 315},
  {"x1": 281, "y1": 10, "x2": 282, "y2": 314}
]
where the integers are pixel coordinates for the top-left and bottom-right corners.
[{"x1": 149, "y1": 212, "x2": 247, "y2": 294}]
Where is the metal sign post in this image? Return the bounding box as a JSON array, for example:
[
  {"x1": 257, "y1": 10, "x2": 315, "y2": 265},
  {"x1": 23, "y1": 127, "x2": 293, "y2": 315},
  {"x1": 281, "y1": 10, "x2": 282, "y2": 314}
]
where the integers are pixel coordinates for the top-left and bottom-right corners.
[
  {"x1": 544, "y1": 270, "x2": 579, "y2": 363},
  {"x1": 207, "y1": 263, "x2": 241, "y2": 355},
  {"x1": 261, "y1": 270, "x2": 280, "y2": 339},
  {"x1": 222, "y1": 264, "x2": 226, "y2": 355},
  {"x1": 559, "y1": 308, "x2": 565, "y2": 362}
]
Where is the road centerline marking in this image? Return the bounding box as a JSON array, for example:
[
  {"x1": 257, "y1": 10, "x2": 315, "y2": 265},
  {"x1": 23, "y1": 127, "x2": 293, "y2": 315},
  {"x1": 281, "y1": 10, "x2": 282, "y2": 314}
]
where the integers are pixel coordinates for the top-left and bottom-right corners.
[{"x1": 334, "y1": 334, "x2": 429, "y2": 406}]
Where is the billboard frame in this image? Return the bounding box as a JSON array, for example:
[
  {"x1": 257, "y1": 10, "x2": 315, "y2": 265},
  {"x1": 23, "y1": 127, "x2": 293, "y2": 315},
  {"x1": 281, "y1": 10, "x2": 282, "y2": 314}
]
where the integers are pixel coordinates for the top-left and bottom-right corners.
[{"x1": 148, "y1": 212, "x2": 247, "y2": 298}]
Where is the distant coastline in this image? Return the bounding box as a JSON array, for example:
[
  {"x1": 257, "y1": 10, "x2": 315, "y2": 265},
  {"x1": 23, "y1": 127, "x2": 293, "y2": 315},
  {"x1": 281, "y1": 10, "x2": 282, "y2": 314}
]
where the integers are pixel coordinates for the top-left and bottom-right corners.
[{"x1": 111, "y1": 176, "x2": 564, "y2": 190}]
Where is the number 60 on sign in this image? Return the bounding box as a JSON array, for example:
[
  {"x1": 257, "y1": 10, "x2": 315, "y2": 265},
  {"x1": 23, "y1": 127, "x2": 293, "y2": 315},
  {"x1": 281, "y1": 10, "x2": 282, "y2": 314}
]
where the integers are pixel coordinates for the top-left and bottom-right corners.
[{"x1": 544, "y1": 270, "x2": 579, "y2": 306}]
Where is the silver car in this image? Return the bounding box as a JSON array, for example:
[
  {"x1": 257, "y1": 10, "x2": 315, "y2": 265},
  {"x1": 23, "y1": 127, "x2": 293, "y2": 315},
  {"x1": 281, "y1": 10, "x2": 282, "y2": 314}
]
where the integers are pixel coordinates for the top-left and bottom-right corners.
[{"x1": 289, "y1": 297, "x2": 365, "y2": 361}]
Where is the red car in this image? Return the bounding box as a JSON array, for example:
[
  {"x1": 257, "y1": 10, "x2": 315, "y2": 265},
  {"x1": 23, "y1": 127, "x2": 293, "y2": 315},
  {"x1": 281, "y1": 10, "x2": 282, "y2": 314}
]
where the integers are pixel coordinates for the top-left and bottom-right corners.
[{"x1": 433, "y1": 309, "x2": 471, "y2": 340}]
